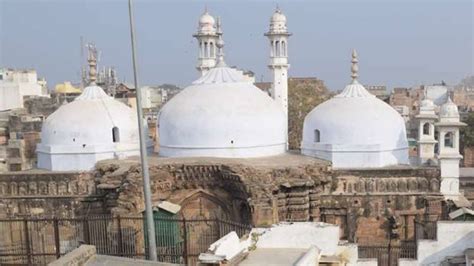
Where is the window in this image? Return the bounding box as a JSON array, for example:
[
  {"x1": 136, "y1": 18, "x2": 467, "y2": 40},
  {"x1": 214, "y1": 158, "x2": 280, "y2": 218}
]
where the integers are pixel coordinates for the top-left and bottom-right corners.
[
  {"x1": 204, "y1": 42, "x2": 208, "y2": 57},
  {"x1": 112, "y1": 127, "x2": 120, "y2": 143},
  {"x1": 275, "y1": 41, "x2": 280, "y2": 57},
  {"x1": 209, "y1": 42, "x2": 214, "y2": 57},
  {"x1": 281, "y1": 41, "x2": 286, "y2": 56},
  {"x1": 444, "y1": 132, "x2": 454, "y2": 148},
  {"x1": 423, "y1": 123, "x2": 430, "y2": 135},
  {"x1": 314, "y1": 129, "x2": 320, "y2": 143}
]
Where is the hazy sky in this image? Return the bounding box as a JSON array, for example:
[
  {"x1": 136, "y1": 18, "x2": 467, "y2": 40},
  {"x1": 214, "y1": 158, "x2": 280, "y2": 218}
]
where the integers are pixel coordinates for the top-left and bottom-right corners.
[{"x1": 1, "y1": 0, "x2": 473, "y2": 91}]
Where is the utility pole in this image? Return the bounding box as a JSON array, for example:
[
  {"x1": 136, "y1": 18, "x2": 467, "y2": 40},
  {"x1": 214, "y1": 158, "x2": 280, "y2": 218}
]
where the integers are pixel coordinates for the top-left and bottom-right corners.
[{"x1": 127, "y1": 0, "x2": 158, "y2": 261}]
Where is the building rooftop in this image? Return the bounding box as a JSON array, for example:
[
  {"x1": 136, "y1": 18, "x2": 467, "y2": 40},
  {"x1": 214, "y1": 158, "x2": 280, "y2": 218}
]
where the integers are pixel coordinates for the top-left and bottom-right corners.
[{"x1": 99, "y1": 152, "x2": 330, "y2": 171}]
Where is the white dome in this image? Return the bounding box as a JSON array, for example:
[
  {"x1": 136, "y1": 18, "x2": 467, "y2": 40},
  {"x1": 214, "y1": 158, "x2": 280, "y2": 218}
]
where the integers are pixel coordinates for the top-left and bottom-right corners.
[
  {"x1": 421, "y1": 98, "x2": 435, "y2": 108},
  {"x1": 158, "y1": 63, "x2": 286, "y2": 158},
  {"x1": 37, "y1": 85, "x2": 140, "y2": 171},
  {"x1": 198, "y1": 11, "x2": 216, "y2": 34},
  {"x1": 418, "y1": 97, "x2": 436, "y2": 117},
  {"x1": 271, "y1": 9, "x2": 286, "y2": 23},
  {"x1": 439, "y1": 97, "x2": 459, "y2": 122},
  {"x1": 301, "y1": 80, "x2": 409, "y2": 168},
  {"x1": 269, "y1": 8, "x2": 287, "y2": 32}
]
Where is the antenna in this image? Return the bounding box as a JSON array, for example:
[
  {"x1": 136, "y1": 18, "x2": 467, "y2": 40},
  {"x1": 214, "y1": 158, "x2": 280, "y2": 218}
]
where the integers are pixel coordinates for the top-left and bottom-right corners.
[{"x1": 80, "y1": 36, "x2": 85, "y2": 88}]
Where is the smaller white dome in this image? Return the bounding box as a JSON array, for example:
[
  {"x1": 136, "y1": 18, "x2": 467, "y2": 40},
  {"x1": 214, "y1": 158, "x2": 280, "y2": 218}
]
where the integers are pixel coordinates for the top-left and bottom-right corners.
[
  {"x1": 417, "y1": 97, "x2": 436, "y2": 117},
  {"x1": 269, "y1": 8, "x2": 288, "y2": 32},
  {"x1": 421, "y1": 98, "x2": 435, "y2": 108},
  {"x1": 198, "y1": 11, "x2": 216, "y2": 34},
  {"x1": 37, "y1": 84, "x2": 141, "y2": 171},
  {"x1": 271, "y1": 9, "x2": 286, "y2": 23},
  {"x1": 301, "y1": 50, "x2": 409, "y2": 169},
  {"x1": 439, "y1": 96, "x2": 459, "y2": 122}
]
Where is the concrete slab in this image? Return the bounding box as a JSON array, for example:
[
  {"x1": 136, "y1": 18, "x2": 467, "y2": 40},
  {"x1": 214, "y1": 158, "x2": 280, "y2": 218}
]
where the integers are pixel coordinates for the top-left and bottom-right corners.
[{"x1": 239, "y1": 248, "x2": 307, "y2": 266}]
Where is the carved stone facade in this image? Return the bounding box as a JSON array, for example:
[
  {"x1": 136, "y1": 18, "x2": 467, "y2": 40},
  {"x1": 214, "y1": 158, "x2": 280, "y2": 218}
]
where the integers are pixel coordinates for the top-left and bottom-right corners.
[
  {"x1": 0, "y1": 155, "x2": 445, "y2": 246},
  {"x1": 0, "y1": 171, "x2": 99, "y2": 218},
  {"x1": 92, "y1": 156, "x2": 443, "y2": 245}
]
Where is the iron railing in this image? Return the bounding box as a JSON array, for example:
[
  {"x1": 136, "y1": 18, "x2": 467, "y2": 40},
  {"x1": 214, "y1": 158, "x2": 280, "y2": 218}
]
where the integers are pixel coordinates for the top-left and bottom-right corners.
[
  {"x1": 358, "y1": 241, "x2": 417, "y2": 266},
  {"x1": 358, "y1": 219, "x2": 438, "y2": 266},
  {"x1": 0, "y1": 216, "x2": 251, "y2": 265},
  {"x1": 414, "y1": 219, "x2": 437, "y2": 241}
]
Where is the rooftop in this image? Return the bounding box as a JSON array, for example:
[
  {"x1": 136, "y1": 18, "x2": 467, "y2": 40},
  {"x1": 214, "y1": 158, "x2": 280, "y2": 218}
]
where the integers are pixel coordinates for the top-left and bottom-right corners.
[{"x1": 98, "y1": 152, "x2": 330, "y2": 171}]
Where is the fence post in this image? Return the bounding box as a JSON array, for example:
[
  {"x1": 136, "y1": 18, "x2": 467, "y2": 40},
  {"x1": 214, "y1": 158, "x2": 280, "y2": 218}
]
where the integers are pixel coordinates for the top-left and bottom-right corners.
[
  {"x1": 23, "y1": 219, "x2": 32, "y2": 265},
  {"x1": 117, "y1": 215, "x2": 124, "y2": 256},
  {"x1": 216, "y1": 218, "x2": 221, "y2": 238},
  {"x1": 53, "y1": 218, "x2": 61, "y2": 258},
  {"x1": 182, "y1": 218, "x2": 188, "y2": 265},
  {"x1": 83, "y1": 217, "x2": 90, "y2": 244}
]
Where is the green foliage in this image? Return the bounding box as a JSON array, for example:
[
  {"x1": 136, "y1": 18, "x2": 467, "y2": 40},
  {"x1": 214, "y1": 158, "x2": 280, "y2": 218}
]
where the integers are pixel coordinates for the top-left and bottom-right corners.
[
  {"x1": 461, "y1": 112, "x2": 474, "y2": 147},
  {"x1": 288, "y1": 78, "x2": 330, "y2": 150}
]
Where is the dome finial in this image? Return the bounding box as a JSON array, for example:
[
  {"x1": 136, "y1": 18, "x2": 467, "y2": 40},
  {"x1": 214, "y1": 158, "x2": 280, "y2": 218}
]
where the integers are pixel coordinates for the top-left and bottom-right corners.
[
  {"x1": 204, "y1": 4, "x2": 208, "y2": 14},
  {"x1": 215, "y1": 16, "x2": 226, "y2": 67},
  {"x1": 447, "y1": 95, "x2": 453, "y2": 103},
  {"x1": 86, "y1": 42, "x2": 98, "y2": 85},
  {"x1": 351, "y1": 49, "x2": 359, "y2": 83},
  {"x1": 276, "y1": 4, "x2": 280, "y2": 13}
]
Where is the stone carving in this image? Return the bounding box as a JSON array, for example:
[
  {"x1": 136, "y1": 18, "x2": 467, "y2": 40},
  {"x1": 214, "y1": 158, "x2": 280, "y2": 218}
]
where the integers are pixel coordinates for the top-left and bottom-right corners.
[
  {"x1": 0, "y1": 182, "x2": 7, "y2": 195},
  {"x1": 10, "y1": 182, "x2": 18, "y2": 195},
  {"x1": 408, "y1": 179, "x2": 417, "y2": 191},
  {"x1": 398, "y1": 179, "x2": 408, "y2": 192},
  {"x1": 49, "y1": 181, "x2": 57, "y2": 195},
  {"x1": 366, "y1": 179, "x2": 375, "y2": 192},
  {"x1": 430, "y1": 178, "x2": 440, "y2": 192},
  {"x1": 376, "y1": 179, "x2": 386, "y2": 192},
  {"x1": 39, "y1": 181, "x2": 48, "y2": 195},
  {"x1": 418, "y1": 178, "x2": 429, "y2": 192},
  {"x1": 388, "y1": 180, "x2": 397, "y2": 192},
  {"x1": 18, "y1": 182, "x2": 28, "y2": 195},
  {"x1": 29, "y1": 182, "x2": 37, "y2": 194}
]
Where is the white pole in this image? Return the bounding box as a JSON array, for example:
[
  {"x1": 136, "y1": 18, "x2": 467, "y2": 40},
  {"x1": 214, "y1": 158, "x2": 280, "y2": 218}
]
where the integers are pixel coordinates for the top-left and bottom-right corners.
[{"x1": 127, "y1": 0, "x2": 158, "y2": 261}]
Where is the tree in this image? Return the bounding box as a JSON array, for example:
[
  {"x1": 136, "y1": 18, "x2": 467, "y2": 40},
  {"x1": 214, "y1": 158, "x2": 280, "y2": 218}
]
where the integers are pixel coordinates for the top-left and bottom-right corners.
[
  {"x1": 461, "y1": 112, "x2": 474, "y2": 148},
  {"x1": 287, "y1": 78, "x2": 331, "y2": 150}
]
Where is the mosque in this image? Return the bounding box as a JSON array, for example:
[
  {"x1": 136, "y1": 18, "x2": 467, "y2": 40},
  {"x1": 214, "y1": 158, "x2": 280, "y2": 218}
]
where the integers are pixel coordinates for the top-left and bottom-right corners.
[
  {"x1": 22, "y1": 7, "x2": 468, "y2": 254},
  {"x1": 37, "y1": 7, "x2": 463, "y2": 190}
]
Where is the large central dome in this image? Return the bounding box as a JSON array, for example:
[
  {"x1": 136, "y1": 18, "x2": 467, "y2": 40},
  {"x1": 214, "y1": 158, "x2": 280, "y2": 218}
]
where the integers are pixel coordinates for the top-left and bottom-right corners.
[
  {"x1": 158, "y1": 61, "x2": 286, "y2": 158},
  {"x1": 301, "y1": 50, "x2": 409, "y2": 168}
]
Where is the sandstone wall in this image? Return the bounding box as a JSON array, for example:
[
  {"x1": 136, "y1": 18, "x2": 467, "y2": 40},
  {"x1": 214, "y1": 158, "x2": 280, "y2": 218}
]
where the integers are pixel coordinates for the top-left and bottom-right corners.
[{"x1": 0, "y1": 171, "x2": 100, "y2": 218}]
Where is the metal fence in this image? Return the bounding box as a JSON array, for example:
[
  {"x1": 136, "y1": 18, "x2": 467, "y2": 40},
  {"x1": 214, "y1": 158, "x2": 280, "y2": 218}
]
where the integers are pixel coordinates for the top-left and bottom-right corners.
[
  {"x1": 414, "y1": 219, "x2": 437, "y2": 241},
  {"x1": 358, "y1": 241, "x2": 417, "y2": 266},
  {"x1": 358, "y1": 219, "x2": 438, "y2": 266},
  {"x1": 0, "y1": 216, "x2": 251, "y2": 265}
]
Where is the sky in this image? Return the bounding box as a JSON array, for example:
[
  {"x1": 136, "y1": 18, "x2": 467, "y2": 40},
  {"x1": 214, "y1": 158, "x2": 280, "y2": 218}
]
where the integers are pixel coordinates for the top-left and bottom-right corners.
[{"x1": 0, "y1": 0, "x2": 473, "y2": 91}]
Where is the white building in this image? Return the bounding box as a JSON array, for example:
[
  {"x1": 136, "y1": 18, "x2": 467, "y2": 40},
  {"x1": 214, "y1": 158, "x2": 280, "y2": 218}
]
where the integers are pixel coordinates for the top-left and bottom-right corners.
[
  {"x1": 265, "y1": 7, "x2": 291, "y2": 143},
  {"x1": 425, "y1": 84, "x2": 449, "y2": 106},
  {"x1": 399, "y1": 221, "x2": 474, "y2": 265},
  {"x1": 140, "y1": 86, "x2": 164, "y2": 109},
  {"x1": 193, "y1": 9, "x2": 219, "y2": 77},
  {"x1": 199, "y1": 222, "x2": 360, "y2": 266},
  {"x1": 436, "y1": 96, "x2": 466, "y2": 200},
  {"x1": 36, "y1": 47, "x2": 143, "y2": 171},
  {"x1": 36, "y1": 84, "x2": 141, "y2": 171},
  {"x1": 158, "y1": 23, "x2": 286, "y2": 158},
  {"x1": 301, "y1": 50, "x2": 409, "y2": 168},
  {"x1": 416, "y1": 97, "x2": 438, "y2": 165},
  {"x1": 0, "y1": 68, "x2": 48, "y2": 111}
]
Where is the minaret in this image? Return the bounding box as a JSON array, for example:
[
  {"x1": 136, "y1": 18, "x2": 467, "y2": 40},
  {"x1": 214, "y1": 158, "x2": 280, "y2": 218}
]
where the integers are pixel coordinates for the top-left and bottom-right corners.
[
  {"x1": 86, "y1": 43, "x2": 98, "y2": 84},
  {"x1": 193, "y1": 8, "x2": 219, "y2": 76},
  {"x1": 265, "y1": 7, "x2": 291, "y2": 142},
  {"x1": 436, "y1": 96, "x2": 466, "y2": 200},
  {"x1": 215, "y1": 17, "x2": 225, "y2": 67},
  {"x1": 416, "y1": 93, "x2": 438, "y2": 165}
]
